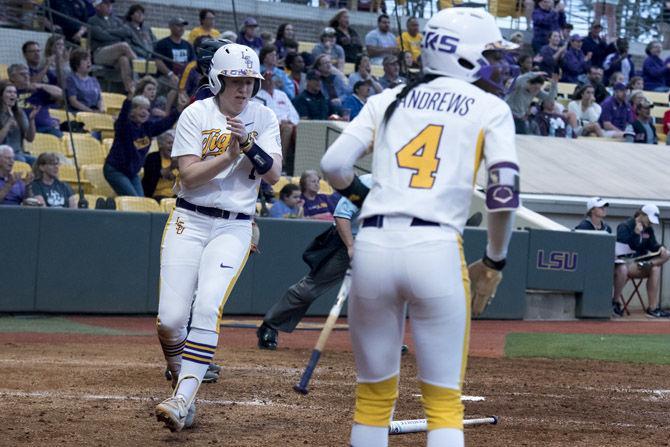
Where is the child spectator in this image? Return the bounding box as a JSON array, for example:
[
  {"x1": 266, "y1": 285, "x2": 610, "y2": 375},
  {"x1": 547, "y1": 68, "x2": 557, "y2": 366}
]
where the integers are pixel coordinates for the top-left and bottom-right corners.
[
  {"x1": 642, "y1": 41, "x2": 670, "y2": 92},
  {"x1": 0, "y1": 145, "x2": 31, "y2": 205},
  {"x1": 124, "y1": 4, "x2": 157, "y2": 60},
  {"x1": 142, "y1": 129, "x2": 177, "y2": 200},
  {"x1": 568, "y1": 84, "x2": 604, "y2": 137},
  {"x1": 236, "y1": 17, "x2": 263, "y2": 53},
  {"x1": 29, "y1": 152, "x2": 77, "y2": 208},
  {"x1": 66, "y1": 49, "x2": 103, "y2": 112},
  {"x1": 299, "y1": 169, "x2": 339, "y2": 220},
  {"x1": 599, "y1": 82, "x2": 631, "y2": 138},
  {"x1": 0, "y1": 80, "x2": 36, "y2": 164},
  {"x1": 154, "y1": 17, "x2": 196, "y2": 87},
  {"x1": 269, "y1": 183, "x2": 303, "y2": 218},
  {"x1": 8, "y1": 64, "x2": 62, "y2": 138},
  {"x1": 365, "y1": 14, "x2": 398, "y2": 65},
  {"x1": 561, "y1": 34, "x2": 591, "y2": 83},
  {"x1": 329, "y1": 9, "x2": 362, "y2": 63},
  {"x1": 348, "y1": 55, "x2": 383, "y2": 94},
  {"x1": 188, "y1": 9, "x2": 221, "y2": 44},
  {"x1": 342, "y1": 80, "x2": 372, "y2": 120},
  {"x1": 312, "y1": 27, "x2": 346, "y2": 73}
]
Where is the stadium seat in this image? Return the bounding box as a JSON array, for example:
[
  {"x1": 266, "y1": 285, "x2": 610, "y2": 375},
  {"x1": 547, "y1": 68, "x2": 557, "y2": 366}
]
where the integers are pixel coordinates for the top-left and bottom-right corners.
[
  {"x1": 651, "y1": 106, "x2": 668, "y2": 122},
  {"x1": 76, "y1": 112, "x2": 115, "y2": 134},
  {"x1": 557, "y1": 82, "x2": 577, "y2": 99},
  {"x1": 371, "y1": 65, "x2": 384, "y2": 77},
  {"x1": 11, "y1": 160, "x2": 31, "y2": 176},
  {"x1": 160, "y1": 197, "x2": 176, "y2": 213},
  {"x1": 319, "y1": 179, "x2": 334, "y2": 195},
  {"x1": 31, "y1": 132, "x2": 65, "y2": 156},
  {"x1": 132, "y1": 59, "x2": 157, "y2": 75},
  {"x1": 488, "y1": 0, "x2": 523, "y2": 18},
  {"x1": 343, "y1": 62, "x2": 355, "y2": 75},
  {"x1": 621, "y1": 278, "x2": 646, "y2": 315},
  {"x1": 299, "y1": 41, "x2": 316, "y2": 54},
  {"x1": 645, "y1": 90, "x2": 668, "y2": 107},
  {"x1": 151, "y1": 27, "x2": 171, "y2": 40},
  {"x1": 101, "y1": 92, "x2": 126, "y2": 116},
  {"x1": 271, "y1": 176, "x2": 293, "y2": 197},
  {"x1": 81, "y1": 164, "x2": 116, "y2": 197},
  {"x1": 63, "y1": 134, "x2": 107, "y2": 164},
  {"x1": 50, "y1": 108, "x2": 73, "y2": 123},
  {"x1": 85, "y1": 193, "x2": 105, "y2": 208},
  {"x1": 115, "y1": 196, "x2": 161, "y2": 212},
  {"x1": 58, "y1": 163, "x2": 79, "y2": 182},
  {"x1": 102, "y1": 137, "x2": 114, "y2": 153}
]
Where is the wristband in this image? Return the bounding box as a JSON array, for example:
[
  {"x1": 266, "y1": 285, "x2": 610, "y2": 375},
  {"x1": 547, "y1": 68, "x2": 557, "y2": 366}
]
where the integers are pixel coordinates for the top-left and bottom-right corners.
[
  {"x1": 244, "y1": 143, "x2": 274, "y2": 175},
  {"x1": 334, "y1": 175, "x2": 369, "y2": 208},
  {"x1": 482, "y1": 254, "x2": 506, "y2": 271},
  {"x1": 240, "y1": 133, "x2": 254, "y2": 151}
]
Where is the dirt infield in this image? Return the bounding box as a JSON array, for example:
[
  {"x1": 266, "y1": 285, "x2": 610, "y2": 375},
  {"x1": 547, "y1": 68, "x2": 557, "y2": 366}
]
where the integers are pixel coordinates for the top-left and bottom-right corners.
[{"x1": 2, "y1": 317, "x2": 670, "y2": 446}]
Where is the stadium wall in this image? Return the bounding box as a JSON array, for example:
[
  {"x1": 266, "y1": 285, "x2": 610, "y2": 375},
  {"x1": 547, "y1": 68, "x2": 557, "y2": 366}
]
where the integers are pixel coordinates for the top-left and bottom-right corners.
[{"x1": 1, "y1": 207, "x2": 614, "y2": 318}]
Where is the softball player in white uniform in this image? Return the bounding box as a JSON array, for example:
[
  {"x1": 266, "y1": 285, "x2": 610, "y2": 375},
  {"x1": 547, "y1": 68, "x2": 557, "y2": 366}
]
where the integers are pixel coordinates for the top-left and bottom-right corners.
[
  {"x1": 155, "y1": 43, "x2": 282, "y2": 432},
  {"x1": 321, "y1": 9, "x2": 519, "y2": 447}
]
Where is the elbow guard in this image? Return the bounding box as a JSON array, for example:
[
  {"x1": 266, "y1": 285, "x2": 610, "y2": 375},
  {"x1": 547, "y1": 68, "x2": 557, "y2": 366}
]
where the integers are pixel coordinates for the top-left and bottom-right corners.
[
  {"x1": 335, "y1": 175, "x2": 370, "y2": 208},
  {"x1": 486, "y1": 162, "x2": 520, "y2": 212},
  {"x1": 244, "y1": 143, "x2": 274, "y2": 175}
]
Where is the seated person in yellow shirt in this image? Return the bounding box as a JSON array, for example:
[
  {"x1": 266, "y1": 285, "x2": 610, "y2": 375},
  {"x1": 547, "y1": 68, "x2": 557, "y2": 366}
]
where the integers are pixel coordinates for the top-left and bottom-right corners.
[
  {"x1": 188, "y1": 9, "x2": 221, "y2": 44},
  {"x1": 142, "y1": 129, "x2": 177, "y2": 201},
  {"x1": 396, "y1": 17, "x2": 422, "y2": 68}
]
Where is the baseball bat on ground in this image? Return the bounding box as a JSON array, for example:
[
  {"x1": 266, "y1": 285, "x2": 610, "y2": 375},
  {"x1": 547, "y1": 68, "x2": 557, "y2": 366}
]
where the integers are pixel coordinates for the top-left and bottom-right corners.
[
  {"x1": 294, "y1": 269, "x2": 352, "y2": 395},
  {"x1": 388, "y1": 416, "x2": 498, "y2": 435}
]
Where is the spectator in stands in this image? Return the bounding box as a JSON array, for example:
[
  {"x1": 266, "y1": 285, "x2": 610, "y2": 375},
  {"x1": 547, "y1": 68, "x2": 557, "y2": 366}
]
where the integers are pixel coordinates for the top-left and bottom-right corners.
[
  {"x1": 365, "y1": 14, "x2": 398, "y2": 65},
  {"x1": 625, "y1": 99, "x2": 657, "y2": 144},
  {"x1": 628, "y1": 90, "x2": 648, "y2": 121},
  {"x1": 593, "y1": 0, "x2": 619, "y2": 43},
  {"x1": 313, "y1": 54, "x2": 350, "y2": 107},
  {"x1": 43, "y1": 35, "x2": 71, "y2": 84},
  {"x1": 576, "y1": 197, "x2": 611, "y2": 232},
  {"x1": 0, "y1": 145, "x2": 31, "y2": 205},
  {"x1": 530, "y1": 98, "x2": 575, "y2": 137},
  {"x1": 261, "y1": 31, "x2": 275, "y2": 48},
  {"x1": 599, "y1": 82, "x2": 631, "y2": 138},
  {"x1": 188, "y1": 9, "x2": 220, "y2": 44},
  {"x1": 259, "y1": 45, "x2": 295, "y2": 99},
  {"x1": 517, "y1": 54, "x2": 535, "y2": 74},
  {"x1": 29, "y1": 152, "x2": 76, "y2": 208},
  {"x1": 292, "y1": 70, "x2": 335, "y2": 120},
  {"x1": 9, "y1": 64, "x2": 62, "y2": 138},
  {"x1": 561, "y1": 34, "x2": 591, "y2": 83},
  {"x1": 568, "y1": 84, "x2": 604, "y2": 137},
  {"x1": 616, "y1": 204, "x2": 670, "y2": 318},
  {"x1": 329, "y1": 9, "x2": 362, "y2": 64},
  {"x1": 134, "y1": 76, "x2": 166, "y2": 120},
  {"x1": 580, "y1": 66, "x2": 608, "y2": 103},
  {"x1": 299, "y1": 169, "x2": 338, "y2": 220},
  {"x1": 48, "y1": 0, "x2": 92, "y2": 44},
  {"x1": 103, "y1": 94, "x2": 186, "y2": 196},
  {"x1": 397, "y1": 17, "x2": 422, "y2": 68},
  {"x1": 606, "y1": 71, "x2": 625, "y2": 96},
  {"x1": 87, "y1": 0, "x2": 137, "y2": 94},
  {"x1": 628, "y1": 76, "x2": 644, "y2": 92},
  {"x1": 23, "y1": 41, "x2": 58, "y2": 86},
  {"x1": 275, "y1": 23, "x2": 295, "y2": 61},
  {"x1": 348, "y1": 55, "x2": 383, "y2": 94},
  {"x1": 154, "y1": 17, "x2": 196, "y2": 88},
  {"x1": 342, "y1": 80, "x2": 371, "y2": 120},
  {"x1": 582, "y1": 23, "x2": 610, "y2": 69},
  {"x1": 312, "y1": 27, "x2": 345, "y2": 73},
  {"x1": 66, "y1": 49, "x2": 103, "y2": 113},
  {"x1": 506, "y1": 71, "x2": 558, "y2": 134},
  {"x1": 256, "y1": 71, "x2": 299, "y2": 171},
  {"x1": 124, "y1": 3, "x2": 157, "y2": 60},
  {"x1": 0, "y1": 80, "x2": 37, "y2": 164},
  {"x1": 604, "y1": 38, "x2": 634, "y2": 84},
  {"x1": 531, "y1": 0, "x2": 566, "y2": 53},
  {"x1": 642, "y1": 41, "x2": 670, "y2": 92},
  {"x1": 538, "y1": 30, "x2": 567, "y2": 76},
  {"x1": 269, "y1": 183, "x2": 304, "y2": 218},
  {"x1": 142, "y1": 129, "x2": 177, "y2": 201},
  {"x1": 237, "y1": 17, "x2": 263, "y2": 53},
  {"x1": 559, "y1": 22, "x2": 574, "y2": 44},
  {"x1": 378, "y1": 55, "x2": 406, "y2": 89},
  {"x1": 285, "y1": 54, "x2": 306, "y2": 98}
]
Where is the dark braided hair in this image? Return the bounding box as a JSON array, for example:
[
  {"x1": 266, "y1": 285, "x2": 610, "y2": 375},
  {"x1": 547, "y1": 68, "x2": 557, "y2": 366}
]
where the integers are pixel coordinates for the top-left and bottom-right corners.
[{"x1": 382, "y1": 74, "x2": 439, "y2": 125}]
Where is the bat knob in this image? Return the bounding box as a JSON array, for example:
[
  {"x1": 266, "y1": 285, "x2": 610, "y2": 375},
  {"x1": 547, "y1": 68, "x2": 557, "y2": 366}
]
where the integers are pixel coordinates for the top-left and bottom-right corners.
[{"x1": 293, "y1": 384, "x2": 309, "y2": 395}]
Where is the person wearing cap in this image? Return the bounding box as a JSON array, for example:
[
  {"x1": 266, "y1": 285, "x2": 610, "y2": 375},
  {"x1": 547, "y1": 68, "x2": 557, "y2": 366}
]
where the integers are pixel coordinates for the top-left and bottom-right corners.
[
  {"x1": 642, "y1": 41, "x2": 670, "y2": 93},
  {"x1": 561, "y1": 34, "x2": 592, "y2": 83},
  {"x1": 378, "y1": 55, "x2": 406, "y2": 90},
  {"x1": 625, "y1": 99, "x2": 658, "y2": 144},
  {"x1": 603, "y1": 38, "x2": 634, "y2": 84},
  {"x1": 236, "y1": 17, "x2": 263, "y2": 53},
  {"x1": 615, "y1": 204, "x2": 670, "y2": 318},
  {"x1": 259, "y1": 45, "x2": 295, "y2": 99},
  {"x1": 292, "y1": 70, "x2": 337, "y2": 120},
  {"x1": 312, "y1": 27, "x2": 346, "y2": 73},
  {"x1": 538, "y1": 30, "x2": 566, "y2": 76},
  {"x1": 575, "y1": 198, "x2": 612, "y2": 233},
  {"x1": 582, "y1": 22, "x2": 611, "y2": 69},
  {"x1": 365, "y1": 14, "x2": 398, "y2": 65},
  {"x1": 188, "y1": 9, "x2": 221, "y2": 45},
  {"x1": 397, "y1": 17, "x2": 422, "y2": 67},
  {"x1": 531, "y1": 0, "x2": 566, "y2": 53},
  {"x1": 341, "y1": 80, "x2": 372, "y2": 120},
  {"x1": 87, "y1": 0, "x2": 138, "y2": 94},
  {"x1": 154, "y1": 17, "x2": 195, "y2": 87},
  {"x1": 599, "y1": 82, "x2": 631, "y2": 138}
]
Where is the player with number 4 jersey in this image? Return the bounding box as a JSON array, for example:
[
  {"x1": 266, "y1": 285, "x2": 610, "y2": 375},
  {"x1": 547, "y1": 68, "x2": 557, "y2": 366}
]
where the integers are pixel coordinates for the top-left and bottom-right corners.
[{"x1": 321, "y1": 8, "x2": 519, "y2": 447}]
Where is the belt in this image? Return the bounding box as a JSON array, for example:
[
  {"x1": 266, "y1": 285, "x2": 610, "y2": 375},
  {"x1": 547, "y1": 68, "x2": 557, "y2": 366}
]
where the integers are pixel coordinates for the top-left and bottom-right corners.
[
  {"x1": 176, "y1": 198, "x2": 250, "y2": 220},
  {"x1": 361, "y1": 215, "x2": 440, "y2": 228}
]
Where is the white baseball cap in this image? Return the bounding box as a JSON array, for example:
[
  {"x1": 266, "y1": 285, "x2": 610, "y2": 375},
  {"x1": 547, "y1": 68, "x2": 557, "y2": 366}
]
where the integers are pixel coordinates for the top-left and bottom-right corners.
[
  {"x1": 586, "y1": 197, "x2": 608, "y2": 212},
  {"x1": 641, "y1": 203, "x2": 660, "y2": 224}
]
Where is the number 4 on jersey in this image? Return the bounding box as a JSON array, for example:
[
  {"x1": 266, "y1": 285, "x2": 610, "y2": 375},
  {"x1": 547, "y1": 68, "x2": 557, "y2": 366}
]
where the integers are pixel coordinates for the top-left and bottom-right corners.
[{"x1": 395, "y1": 124, "x2": 443, "y2": 189}]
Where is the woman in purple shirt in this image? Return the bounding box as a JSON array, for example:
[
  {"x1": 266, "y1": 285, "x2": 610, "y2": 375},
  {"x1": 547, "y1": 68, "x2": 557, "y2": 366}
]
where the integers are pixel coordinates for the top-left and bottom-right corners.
[
  {"x1": 66, "y1": 49, "x2": 103, "y2": 112},
  {"x1": 642, "y1": 41, "x2": 670, "y2": 92}
]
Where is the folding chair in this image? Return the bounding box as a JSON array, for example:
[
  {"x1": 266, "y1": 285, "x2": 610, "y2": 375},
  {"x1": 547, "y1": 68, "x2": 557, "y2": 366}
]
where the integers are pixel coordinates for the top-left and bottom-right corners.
[{"x1": 621, "y1": 278, "x2": 645, "y2": 316}]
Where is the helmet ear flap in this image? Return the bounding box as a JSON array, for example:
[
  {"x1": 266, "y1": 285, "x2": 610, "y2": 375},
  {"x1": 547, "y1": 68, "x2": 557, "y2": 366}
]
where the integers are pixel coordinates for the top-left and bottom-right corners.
[{"x1": 208, "y1": 73, "x2": 226, "y2": 95}]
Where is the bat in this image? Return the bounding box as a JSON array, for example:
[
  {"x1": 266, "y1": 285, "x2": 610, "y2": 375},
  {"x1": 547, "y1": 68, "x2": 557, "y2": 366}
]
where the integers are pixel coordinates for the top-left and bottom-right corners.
[
  {"x1": 389, "y1": 416, "x2": 498, "y2": 434},
  {"x1": 293, "y1": 269, "x2": 351, "y2": 395}
]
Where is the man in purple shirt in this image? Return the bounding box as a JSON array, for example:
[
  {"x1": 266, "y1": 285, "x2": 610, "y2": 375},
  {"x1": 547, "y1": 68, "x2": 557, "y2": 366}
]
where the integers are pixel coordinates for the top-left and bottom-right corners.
[
  {"x1": 236, "y1": 17, "x2": 263, "y2": 53},
  {"x1": 599, "y1": 82, "x2": 631, "y2": 138},
  {"x1": 0, "y1": 145, "x2": 30, "y2": 205}
]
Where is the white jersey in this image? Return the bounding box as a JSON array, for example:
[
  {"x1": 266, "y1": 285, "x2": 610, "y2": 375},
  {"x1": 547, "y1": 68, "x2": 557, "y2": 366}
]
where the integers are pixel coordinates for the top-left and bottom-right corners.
[
  {"x1": 171, "y1": 97, "x2": 282, "y2": 214},
  {"x1": 340, "y1": 76, "x2": 518, "y2": 233}
]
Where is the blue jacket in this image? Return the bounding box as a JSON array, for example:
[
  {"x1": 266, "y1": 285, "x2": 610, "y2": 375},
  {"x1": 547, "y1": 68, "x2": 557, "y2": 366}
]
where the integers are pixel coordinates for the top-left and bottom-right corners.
[
  {"x1": 105, "y1": 99, "x2": 179, "y2": 177},
  {"x1": 531, "y1": 8, "x2": 565, "y2": 52},
  {"x1": 341, "y1": 94, "x2": 364, "y2": 120},
  {"x1": 642, "y1": 55, "x2": 669, "y2": 91},
  {"x1": 561, "y1": 47, "x2": 590, "y2": 83},
  {"x1": 581, "y1": 36, "x2": 611, "y2": 68},
  {"x1": 617, "y1": 217, "x2": 661, "y2": 257}
]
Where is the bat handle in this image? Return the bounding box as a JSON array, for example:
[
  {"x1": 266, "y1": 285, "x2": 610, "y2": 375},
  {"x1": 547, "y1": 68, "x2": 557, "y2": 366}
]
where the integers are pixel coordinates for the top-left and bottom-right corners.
[{"x1": 293, "y1": 349, "x2": 321, "y2": 395}]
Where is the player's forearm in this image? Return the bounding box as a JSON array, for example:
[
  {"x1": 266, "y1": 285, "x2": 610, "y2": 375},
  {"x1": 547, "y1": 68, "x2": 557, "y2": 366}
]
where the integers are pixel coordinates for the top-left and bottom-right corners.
[
  {"x1": 486, "y1": 211, "x2": 515, "y2": 261},
  {"x1": 260, "y1": 154, "x2": 282, "y2": 185},
  {"x1": 178, "y1": 154, "x2": 238, "y2": 189}
]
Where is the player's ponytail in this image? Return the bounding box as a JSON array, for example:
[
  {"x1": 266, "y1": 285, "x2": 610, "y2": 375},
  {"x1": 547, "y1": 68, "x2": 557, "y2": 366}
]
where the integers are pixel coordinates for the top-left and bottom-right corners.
[{"x1": 382, "y1": 74, "x2": 439, "y2": 126}]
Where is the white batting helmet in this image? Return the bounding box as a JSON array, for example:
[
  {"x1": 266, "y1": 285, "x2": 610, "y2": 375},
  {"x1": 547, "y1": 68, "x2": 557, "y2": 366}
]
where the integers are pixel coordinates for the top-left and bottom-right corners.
[
  {"x1": 207, "y1": 43, "x2": 264, "y2": 96},
  {"x1": 421, "y1": 8, "x2": 517, "y2": 83}
]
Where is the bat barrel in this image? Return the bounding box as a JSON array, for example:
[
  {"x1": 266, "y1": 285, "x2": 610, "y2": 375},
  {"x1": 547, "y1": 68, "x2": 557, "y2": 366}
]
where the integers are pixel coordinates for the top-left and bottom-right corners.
[{"x1": 389, "y1": 416, "x2": 498, "y2": 435}]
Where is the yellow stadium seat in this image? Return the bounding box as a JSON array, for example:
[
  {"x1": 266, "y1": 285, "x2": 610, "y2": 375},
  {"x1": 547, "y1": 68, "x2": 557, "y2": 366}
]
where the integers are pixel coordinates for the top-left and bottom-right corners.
[
  {"x1": 272, "y1": 176, "x2": 293, "y2": 197},
  {"x1": 58, "y1": 163, "x2": 79, "y2": 182},
  {"x1": 371, "y1": 65, "x2": 384, "y2": 77},
  {"x1": 81, "y1": 164, "x2": 116, "y2": 197},
  {"x1": 151, "y1": 27, "x2": 171, "y2": 40},
  {"x1": 11, "y1": 160, "x2": 31, "y2": 176},
  {"x1": 31, "y1": 132, "x2": 65, "y2": 156},
  {"x1": 149, "y1": 138, "x2": 159, "y2": 153},
  {"x1": 343, "y1": 62, "x2": 355, "y2": 75},
  {"x1": 102, "y1": 138, "x2": 114, "y2": 153},
  {"x1": 63, "y1": 134, "x2": 106, "y2": 164},
  {"x1": 132, "y1": 59, "x2": 157, "y2": 75},
  {"x1": 488, "y1": 0, "x2": 523, "y2": 18},
  {"x1": 299, "y1": 41, "x2": 316, "y2": 54},
  {"x1": 115, "y1": 196, "x2": 161, "y2": 212},
  {"x1": 0, "y1": 63, "x2": 8, "y2": 79},
  {"x1": 319, "y1": 179, "x2": 334, "y2": 195},
  {"x1": 645, "y1": 90, "x2": 668, "y2": 106},
  {"x1": 76, "y1": 112, "x2": 114, "y2": 132},
  {"x1": 50, "y1": 108, "x2": 74, "y2": 123},
  {"x1": 101, "y1": 92, "x2": 126, "y2": 115},
  {"x1": 557, "y1": 82, "x2": 577, "y2": 99},
  {"x1": 291, "y1": 176, "x2": 300, "y2": 185},
  {"x1": 651, "y1": 106, "x2": 668, "y2": 121},
  {"x1": 160, "y1": 197, "x2": 176, "y2": 213},
  {"x1": 85, "y1": 194, "x2": 105, "y2": 207}
]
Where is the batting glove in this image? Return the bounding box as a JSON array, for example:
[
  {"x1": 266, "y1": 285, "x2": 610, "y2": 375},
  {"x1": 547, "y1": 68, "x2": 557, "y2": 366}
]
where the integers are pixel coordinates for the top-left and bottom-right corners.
[{"x1": 468, "y1": 255, "x2": 505, "y2": 317}]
